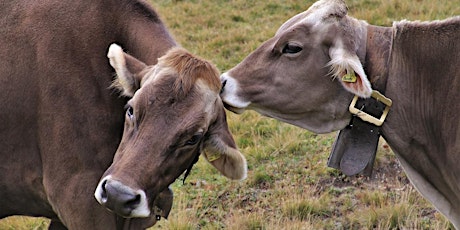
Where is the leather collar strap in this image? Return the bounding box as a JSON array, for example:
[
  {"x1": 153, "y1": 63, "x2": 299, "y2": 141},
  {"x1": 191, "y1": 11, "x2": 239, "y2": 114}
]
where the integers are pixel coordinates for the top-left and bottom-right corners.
[{"x1": 327, "y1": 25, "x2": 393, "y2": 177}]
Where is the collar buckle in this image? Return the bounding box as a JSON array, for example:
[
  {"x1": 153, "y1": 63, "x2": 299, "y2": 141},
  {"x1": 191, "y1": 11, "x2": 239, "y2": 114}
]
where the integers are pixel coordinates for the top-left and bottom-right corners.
[{"x1": 349, "y1": 90, "x2": 392, "y2": 126}]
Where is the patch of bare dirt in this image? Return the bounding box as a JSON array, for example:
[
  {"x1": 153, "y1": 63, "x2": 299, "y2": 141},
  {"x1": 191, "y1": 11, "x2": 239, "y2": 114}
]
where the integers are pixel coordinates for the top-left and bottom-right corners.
[{"x1": 316, "y1": 150, "x2": 410, "y2": 195}]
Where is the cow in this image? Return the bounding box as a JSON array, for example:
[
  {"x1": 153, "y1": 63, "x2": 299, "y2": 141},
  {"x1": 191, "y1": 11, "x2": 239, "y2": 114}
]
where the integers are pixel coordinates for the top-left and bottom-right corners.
[
  {"x1": 220, "y1": 0, "x2": 460, "y2": 228},
  {"x1": 94, "y1": 44, "x2": 247, "y2": 219},
  {"x1": 0, "y1": 0, "x2": 246, "y2": 229}
]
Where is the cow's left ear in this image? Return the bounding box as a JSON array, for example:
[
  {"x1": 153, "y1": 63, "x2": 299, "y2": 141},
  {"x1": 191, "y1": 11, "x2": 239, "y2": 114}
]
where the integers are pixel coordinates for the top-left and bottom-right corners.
[
  {"x1": 312, "y1": 0, "x2": 372, "y2": 98},
  {"x1": 107, "y1": 43, "x2": 147, "y2": 97},
  {"x1": 202, "y1": 106, "x2": 247, "y2": 180},
  {"x1": 329, "y1": 44, "x2": 372, "y2": 98}
]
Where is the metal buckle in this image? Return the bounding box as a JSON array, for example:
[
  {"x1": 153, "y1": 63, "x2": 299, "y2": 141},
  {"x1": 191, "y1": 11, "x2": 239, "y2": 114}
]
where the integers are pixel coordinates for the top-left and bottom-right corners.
[
  {"x1": 348, "y1": 90, "x2": 392, "y2": 126},
  {"x1": 153, "y1": 206, "x2": 162, "y2": 220}
]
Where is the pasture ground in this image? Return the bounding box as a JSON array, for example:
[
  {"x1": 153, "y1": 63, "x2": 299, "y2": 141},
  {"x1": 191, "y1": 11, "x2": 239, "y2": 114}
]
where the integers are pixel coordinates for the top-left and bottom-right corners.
[{"x1": 1, "y1": 0, "x2": 458, "y2": 229}]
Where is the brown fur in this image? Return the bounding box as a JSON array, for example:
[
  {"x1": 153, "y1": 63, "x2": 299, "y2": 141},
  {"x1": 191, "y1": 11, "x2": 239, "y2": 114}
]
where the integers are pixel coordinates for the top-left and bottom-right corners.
[
  {"x1": 0, "y1": 0, "x2": 176, "y2": 229},
  {"x1": 158, "y1": 47, "x2": 221, "y2": 97}
]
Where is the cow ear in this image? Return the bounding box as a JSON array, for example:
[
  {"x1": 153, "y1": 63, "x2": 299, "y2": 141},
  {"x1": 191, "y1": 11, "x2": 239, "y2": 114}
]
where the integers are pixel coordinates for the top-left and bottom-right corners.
[
  {"x1": 328, "y1": 44, "x2": 372, "y2": 98},
  {"x1": 202, "y1": 107, "x2": 247, "y2": 180},
  {"x1": 107, "y1": 43, "x2": 147, "y2": 97}
]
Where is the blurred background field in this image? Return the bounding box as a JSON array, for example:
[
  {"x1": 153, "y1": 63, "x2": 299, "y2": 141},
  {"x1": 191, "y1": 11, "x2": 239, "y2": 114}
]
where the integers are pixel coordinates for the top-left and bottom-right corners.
[{"x1": 1, "y1": 0, "x2": 459, "y2": 229}]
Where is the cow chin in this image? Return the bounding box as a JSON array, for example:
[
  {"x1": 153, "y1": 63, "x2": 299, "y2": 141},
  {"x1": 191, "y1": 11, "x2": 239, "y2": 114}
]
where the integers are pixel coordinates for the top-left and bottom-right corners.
[
  {"x1": 256, "y1": 109, "x2": 350, "y2": 134},
  {"x1": 223, "y1": 101, "x2": 246, "y2": 114}
]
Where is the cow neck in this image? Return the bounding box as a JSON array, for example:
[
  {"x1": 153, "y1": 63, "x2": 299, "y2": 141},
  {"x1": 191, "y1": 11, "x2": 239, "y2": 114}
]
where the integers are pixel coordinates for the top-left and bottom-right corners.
[
  {"x1": 363, "y1": 24, "x2": 393, "y2": 94},
  {"x1": 327, "y1": 25, "x2": 393, "y2": 177}
]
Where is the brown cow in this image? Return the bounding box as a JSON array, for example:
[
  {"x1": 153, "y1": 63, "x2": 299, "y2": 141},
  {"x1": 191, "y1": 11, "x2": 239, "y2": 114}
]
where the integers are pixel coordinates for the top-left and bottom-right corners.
[
  {"x1": 220, "y1": 0, "x2": 460, "y2": 227},
  {"x1": 94, "y1": 44, "x2": 247, "y2": 219},
  {"x1": 0, "y1": 0, "x2": 245, "y2": 229}
]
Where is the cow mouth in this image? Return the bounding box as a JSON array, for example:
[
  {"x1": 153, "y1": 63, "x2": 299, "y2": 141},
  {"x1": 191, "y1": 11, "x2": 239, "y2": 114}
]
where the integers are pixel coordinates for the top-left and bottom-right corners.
[{"x1": 223, "y1": 101, "x2": 246, "y2": 114}]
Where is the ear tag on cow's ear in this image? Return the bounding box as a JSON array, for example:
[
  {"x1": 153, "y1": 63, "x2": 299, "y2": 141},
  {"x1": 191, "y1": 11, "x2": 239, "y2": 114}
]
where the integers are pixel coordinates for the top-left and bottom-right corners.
[
  {"x1": 205, "y1": 151, "x2": 222, "y2": 162},
  {"x1": 342, "y1": 71, "x2": 357, "y2": 83}
]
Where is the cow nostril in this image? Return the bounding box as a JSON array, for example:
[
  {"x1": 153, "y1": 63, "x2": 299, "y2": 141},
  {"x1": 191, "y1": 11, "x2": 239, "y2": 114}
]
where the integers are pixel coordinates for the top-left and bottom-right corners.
[
  {"x1": 125, "y1": 194, "x2": 141, "y2": 209},
  {"x1": 100, "y1": 180, "x2": 108, "y2": 203},
  {"x1": 220, "y1": 79, "x2": 227, "y2": 94}
]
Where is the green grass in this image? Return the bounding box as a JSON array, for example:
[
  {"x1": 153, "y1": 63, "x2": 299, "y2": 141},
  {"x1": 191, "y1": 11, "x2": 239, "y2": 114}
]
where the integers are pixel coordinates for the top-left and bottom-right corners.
[{"x1": 2, "y1": 0, "x2": 459, "y2": 229}]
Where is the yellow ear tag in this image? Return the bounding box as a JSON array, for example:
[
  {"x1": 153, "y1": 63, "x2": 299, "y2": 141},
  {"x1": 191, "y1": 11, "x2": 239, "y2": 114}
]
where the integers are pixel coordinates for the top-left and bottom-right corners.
[
  {"x1": 342, "y1": 71, "x2": 357, "y2": 83},
  {"x1": 205, "y1": 151, "x2": 222, "y2": 162}
]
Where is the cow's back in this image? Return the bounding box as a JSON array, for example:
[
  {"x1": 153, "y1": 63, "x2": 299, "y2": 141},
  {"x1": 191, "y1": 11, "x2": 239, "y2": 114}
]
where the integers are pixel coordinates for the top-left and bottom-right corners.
[{"x1": 0, "y1": 0, "x2": 176, "y2": 227}]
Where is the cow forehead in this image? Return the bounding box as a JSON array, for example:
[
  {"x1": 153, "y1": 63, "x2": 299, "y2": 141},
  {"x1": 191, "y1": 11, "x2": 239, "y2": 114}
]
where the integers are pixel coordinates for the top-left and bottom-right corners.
[
  {"x1": 140, "y1": 47, "x2": 221, "y2": 98},
  {"x1": 130, "y1": 46, "x2": 222, "y2": 122},
  {"x1": 138, "y1": 65, "x2": 172, "y2": 89},
  {"x1": 277, "y1": 0, "x2": 345, "y2": 34},
  {"x1": 133, "y1": 73, "x2": 218, "y2": 116}
]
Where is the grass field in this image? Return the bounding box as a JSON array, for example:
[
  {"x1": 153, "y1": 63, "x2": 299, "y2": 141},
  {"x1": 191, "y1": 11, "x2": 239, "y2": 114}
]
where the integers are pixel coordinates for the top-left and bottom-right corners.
[{"x1": 1, "y1": 0, "x2": 459, "y2": 229}]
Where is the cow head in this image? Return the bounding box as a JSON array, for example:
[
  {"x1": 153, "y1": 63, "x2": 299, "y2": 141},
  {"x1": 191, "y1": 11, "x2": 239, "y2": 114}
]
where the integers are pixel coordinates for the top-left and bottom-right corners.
[
  {"x1": 220, "y1": 0, "x2": 371, "y2": 133},
  {"x1": 95, "y1": 44, "x2": 247, "y2": 219}
]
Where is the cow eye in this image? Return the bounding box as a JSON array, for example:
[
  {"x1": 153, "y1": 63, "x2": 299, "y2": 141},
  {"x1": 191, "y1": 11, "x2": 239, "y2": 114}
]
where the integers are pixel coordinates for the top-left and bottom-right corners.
[
  {"x1": 126, "y1": 106, "x2": 134, "y2": 119},
  {"x1": 186, "y1": 133, "x2": 203, "y2": 146},
  {"x1": 282, "y1": 43, "x2": 303, "y2": 54}
]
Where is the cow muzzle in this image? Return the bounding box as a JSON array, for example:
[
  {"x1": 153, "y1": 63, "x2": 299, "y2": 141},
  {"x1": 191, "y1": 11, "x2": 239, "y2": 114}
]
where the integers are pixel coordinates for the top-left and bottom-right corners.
[
  {"x1": 94, "y1": 176, "x2": 150, "y2": 218},
  {"x1": 219, "y1": 73, "x2": 249, "y2": 114}
]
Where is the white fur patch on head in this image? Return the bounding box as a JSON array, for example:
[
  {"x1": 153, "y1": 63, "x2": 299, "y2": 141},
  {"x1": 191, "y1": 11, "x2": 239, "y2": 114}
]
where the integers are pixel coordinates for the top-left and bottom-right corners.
[
  {"x1": 328, "y1": 42, "x2": 372, "y2": 98},
  {"x1": 279, "y1": 0, "x2": 347, "y2": 32},
  {"x1": 302, "y1": 0, "x2": 347, "y2": 26}
]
